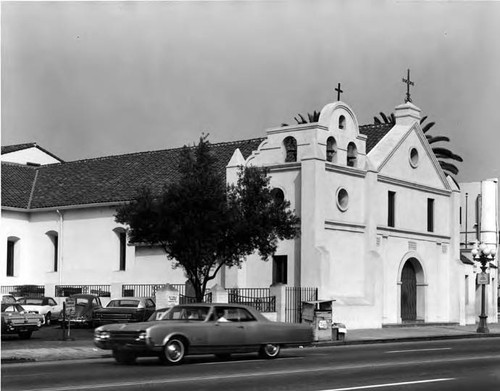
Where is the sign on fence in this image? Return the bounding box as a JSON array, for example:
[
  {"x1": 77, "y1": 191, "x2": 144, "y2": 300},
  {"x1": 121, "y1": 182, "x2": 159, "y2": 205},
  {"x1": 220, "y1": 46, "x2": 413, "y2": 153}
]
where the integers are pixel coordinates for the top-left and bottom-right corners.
[{"x1": 65, "y1": 298, "x2": 76, "y2": 317}]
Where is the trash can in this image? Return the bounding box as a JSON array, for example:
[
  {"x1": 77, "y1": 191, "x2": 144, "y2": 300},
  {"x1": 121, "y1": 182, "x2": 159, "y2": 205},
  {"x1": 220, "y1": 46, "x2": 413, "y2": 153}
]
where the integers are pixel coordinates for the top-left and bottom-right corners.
[
  {"x1": 302, "y1": 300, "x2": 335, "y2": 341},
  {"x1": 332, "y1": 322, "x2": 347, "y2": 341}
]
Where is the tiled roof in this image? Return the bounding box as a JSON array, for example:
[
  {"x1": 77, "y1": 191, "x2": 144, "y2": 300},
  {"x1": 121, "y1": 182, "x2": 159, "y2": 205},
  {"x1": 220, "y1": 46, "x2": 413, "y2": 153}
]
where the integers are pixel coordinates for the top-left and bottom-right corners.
[
  {"x1": 359, "y1": 123, "x2": 394, "y2": 153},
  {"x1": 1, "y1": 142, "x2": 64, "y2": 162},
  {"x1": 1, "y1": 163, "x2": 38, "y2": 209},
  {"x1": 1, "y1": 125, "x2": 393, "y2": 211},
  {"x1": 2, "y1": 138, "x2": 265, "y2": 210}
]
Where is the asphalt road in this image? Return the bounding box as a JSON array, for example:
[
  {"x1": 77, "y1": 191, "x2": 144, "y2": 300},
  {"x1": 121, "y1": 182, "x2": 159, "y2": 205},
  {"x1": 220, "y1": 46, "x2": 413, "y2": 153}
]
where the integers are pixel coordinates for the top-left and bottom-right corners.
[{"x1": 3, "y1": 338, "x2": 500, "y2": 391}]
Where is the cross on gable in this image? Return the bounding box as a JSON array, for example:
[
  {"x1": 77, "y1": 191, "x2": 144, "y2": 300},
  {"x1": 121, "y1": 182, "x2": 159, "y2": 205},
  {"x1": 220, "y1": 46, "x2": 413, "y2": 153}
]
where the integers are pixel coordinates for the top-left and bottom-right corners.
[
  {"x1": 402, "y1": 69, "x2": 414, "y2": 103},
  {"x1": 335, "y1": 83, "x2": 343, "y2": 101}
]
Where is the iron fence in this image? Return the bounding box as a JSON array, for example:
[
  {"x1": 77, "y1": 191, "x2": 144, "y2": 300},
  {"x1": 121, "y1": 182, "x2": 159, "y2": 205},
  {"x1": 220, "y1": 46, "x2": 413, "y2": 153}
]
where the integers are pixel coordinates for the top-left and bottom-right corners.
[
  {"x1": 121, "y1": 284, "x2": 212, "y2": 303},
  {"x1": 227, "y1": 288, "x2": 276, "y2": 312},
  {"x1": 1, "y1": 285, "x2": 45, "y2": 298},
  {"x1": 55, "y1": 285, "x2": 111, "y2": 297},
  {"x1": 285, "y1": 286, "x2": 318, "y2": 323}
]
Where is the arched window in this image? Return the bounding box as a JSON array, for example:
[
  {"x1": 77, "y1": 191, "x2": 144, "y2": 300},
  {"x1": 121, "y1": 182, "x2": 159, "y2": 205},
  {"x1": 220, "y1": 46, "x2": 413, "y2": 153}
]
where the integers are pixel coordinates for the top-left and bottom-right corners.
[
  {"x1": 326, "y1": 137, "x2": 337, "y2": 162},
  {"x1": 271, "y1": 188, "x2": 285, "y2": 205},
  {"x1": 339, "y1": 115, "x2": 346, "y2": 130},
  {"x1": 6, "y1": 237, "x2": 20, "y2": 277},
  {"x1": 113, "y1": 228, "x2": 127, "y2": 271},
  {"x1": 46, "y1": 231, "x2": 59, "y2": 272},
  {"x1": 347, "y1": 142, "x2": 358, "y2": 167},
  {"x1": 283, "y1": 136, "x2": 297, "y2": 163}
]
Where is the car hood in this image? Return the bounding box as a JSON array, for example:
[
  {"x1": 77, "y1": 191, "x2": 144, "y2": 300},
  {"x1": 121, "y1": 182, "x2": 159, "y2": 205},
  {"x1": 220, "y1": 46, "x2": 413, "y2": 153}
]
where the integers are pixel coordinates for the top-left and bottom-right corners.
[
  {"x1": 95, "y1": 308, "x2": 144, "y2": 314},
  {"x1": 97, "y1": 319, "x2": 193, "y2": 332}
]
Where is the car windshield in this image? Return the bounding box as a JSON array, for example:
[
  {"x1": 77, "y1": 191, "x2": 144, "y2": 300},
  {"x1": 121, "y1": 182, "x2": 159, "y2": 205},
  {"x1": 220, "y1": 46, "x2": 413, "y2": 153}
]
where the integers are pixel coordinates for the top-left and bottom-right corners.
[
  {"x1": 163, "y1": 306, "x2": 210, "y2": 321},
  {"x1": 75, "y1": 298, "x2": 90, "y2": 305},
  {"x1": 23, "y1": 298, "x2": 43, "y2": 305},
  {"x1": 2, "y1": 304, "x2": 24, "y2": 313},
  {"x1": 107, "y1": 299, "x2": 140, "y2": 308},
  {"x1": 1, "y1": 296, "x2": 16, "y2": 304}
]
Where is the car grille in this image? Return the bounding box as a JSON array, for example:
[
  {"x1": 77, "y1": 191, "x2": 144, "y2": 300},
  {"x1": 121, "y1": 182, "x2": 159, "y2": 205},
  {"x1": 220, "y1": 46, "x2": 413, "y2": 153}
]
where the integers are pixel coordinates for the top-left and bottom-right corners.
[{"x1": 109, "y1": 330, "x2": 142, "y2": 342}]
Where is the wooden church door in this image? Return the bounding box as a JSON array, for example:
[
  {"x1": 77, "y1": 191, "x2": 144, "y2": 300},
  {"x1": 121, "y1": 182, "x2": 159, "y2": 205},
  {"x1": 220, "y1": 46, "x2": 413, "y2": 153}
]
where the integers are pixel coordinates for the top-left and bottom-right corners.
[{"x1": 401, "y1": 261, "x2": 417, "y2": 321}]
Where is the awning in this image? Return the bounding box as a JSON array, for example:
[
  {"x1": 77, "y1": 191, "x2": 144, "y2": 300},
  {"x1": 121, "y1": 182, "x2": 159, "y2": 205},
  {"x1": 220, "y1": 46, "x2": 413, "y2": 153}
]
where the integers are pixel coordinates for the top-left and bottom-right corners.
[{"x1": 460, "y1": 252, "x2": 475, "y2": 265}]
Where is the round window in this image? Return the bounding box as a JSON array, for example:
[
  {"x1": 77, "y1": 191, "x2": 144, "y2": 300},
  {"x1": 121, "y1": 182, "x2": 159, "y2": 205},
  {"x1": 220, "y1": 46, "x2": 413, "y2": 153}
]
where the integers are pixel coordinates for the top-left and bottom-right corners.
[
  {"x1": 409, "y1": 147, "x2": 419, "y2": 168},
  {"x1": 336, "y1": 188, "x2": 349, "y2": 211}
]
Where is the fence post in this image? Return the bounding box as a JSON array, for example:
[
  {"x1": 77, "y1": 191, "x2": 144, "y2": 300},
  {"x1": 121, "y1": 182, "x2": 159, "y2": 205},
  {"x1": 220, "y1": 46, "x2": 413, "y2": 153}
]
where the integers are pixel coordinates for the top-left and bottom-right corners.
[
  {"x1": 210, "y1": 284, "x2": 228, "y2": 303},
  {"x1": 110, "y1": 283, "x2": 122, "y2": 299},
  {"x1": 270, "y1": 283, "x2": 286, "y2": 322}
]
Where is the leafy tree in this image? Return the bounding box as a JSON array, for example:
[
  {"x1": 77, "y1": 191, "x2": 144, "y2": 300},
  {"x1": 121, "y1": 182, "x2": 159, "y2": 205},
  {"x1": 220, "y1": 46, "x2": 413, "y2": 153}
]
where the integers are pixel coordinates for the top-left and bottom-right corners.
[
  {"x1": 374, "y1": 112, "x2": 463, "y2": 176},
  {"x1": 115, "y1": 135, "x2": 300, "y2": 302}
]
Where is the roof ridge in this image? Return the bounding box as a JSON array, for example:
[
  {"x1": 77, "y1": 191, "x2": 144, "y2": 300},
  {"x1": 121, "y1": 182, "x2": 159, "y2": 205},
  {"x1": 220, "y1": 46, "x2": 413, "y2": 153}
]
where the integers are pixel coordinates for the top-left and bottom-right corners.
[
  {"x1": 0, "y1": 161, "x2": 39, "y2": 169},
  {"x1": 59, "y1": 137, "x2": 266, "y2": 165}
]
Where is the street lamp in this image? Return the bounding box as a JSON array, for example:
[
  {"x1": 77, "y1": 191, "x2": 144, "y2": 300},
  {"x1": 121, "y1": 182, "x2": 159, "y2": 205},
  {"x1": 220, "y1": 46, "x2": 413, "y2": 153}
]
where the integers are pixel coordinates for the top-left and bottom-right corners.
[{"x1": 471, "y1": 241, "x2": 497, "y2": 333}]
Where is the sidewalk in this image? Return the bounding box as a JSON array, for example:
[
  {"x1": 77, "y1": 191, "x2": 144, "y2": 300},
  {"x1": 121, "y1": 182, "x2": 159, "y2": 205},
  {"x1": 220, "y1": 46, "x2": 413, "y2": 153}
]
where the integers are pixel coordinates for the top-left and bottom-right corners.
[{"x1": 2, "y1": 323, "x2": 500, "y2": 364}]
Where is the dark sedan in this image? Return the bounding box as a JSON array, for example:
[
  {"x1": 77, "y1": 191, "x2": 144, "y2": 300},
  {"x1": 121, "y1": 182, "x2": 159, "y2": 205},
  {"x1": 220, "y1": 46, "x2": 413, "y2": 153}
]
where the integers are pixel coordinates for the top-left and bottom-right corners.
[
  {"x1": 94, "y1": 303, "x2": 313, "y2": 365},
  {"x1": 93, "y1": 297, "x2": 156, "y2": 326}
]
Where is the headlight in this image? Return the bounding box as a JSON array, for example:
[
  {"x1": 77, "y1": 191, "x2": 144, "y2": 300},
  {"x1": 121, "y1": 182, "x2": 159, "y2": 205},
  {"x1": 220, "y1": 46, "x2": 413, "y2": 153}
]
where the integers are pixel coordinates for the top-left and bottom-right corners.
[
  {"x1": 94, "y1": 330, "x2": 110, "y2": 340},
  {"x1": 135, "y1": 331, "x2": 147, "y2": 341}
]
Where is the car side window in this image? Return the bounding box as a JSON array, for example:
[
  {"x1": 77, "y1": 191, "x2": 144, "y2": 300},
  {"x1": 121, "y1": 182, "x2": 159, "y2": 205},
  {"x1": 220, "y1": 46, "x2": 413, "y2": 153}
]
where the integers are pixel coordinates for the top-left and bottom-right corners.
[
  {"x1": 237, "y1": 308, "x2": 256, "y2": 322},
  {"x1": 48, "y1": 298, "x2": 57, "y2": 306},
  {"x1": 146, "y1": 299, "x2": 155, "y2": 308}
]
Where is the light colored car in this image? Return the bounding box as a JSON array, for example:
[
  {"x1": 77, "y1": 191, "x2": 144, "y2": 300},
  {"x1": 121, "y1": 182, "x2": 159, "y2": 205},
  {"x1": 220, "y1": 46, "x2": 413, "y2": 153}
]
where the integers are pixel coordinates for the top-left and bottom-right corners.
[
  {"x1": 1, "y1": 294, "x2": 17, "y2": 304},
  {"x1": 1, "y1": 303, "x2": 44, "y2": 339},
  {"x1": 17, "y1": 297, "x2": 63, "y2": 326},
  {"x1": 94, "y1": 303, "x2": 313, "y2": 365},
  {"x1": 93, "y1": 297, "x2": 156, "y2": 326}
]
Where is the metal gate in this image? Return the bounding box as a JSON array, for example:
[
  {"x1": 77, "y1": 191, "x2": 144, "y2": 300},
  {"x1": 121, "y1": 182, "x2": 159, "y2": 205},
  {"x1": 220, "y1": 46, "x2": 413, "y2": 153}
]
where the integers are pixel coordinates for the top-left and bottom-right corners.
[{"x1": 285, "y1": 287, "x2": 318, "y2": 323}]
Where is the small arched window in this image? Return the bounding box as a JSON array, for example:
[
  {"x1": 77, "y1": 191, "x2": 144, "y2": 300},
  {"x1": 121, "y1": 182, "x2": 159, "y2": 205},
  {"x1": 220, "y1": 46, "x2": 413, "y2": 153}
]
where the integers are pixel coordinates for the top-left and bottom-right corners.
[
  {"x1": 283, "y1": 136, "x2": 297, "y2": 163},
  {"x1": 271, "y1": 188, "x2": 285, "y2": 205},
  {"x1": 339, "y1": 115, "x2": 346, "y2": 130},
  {"x1": 347, "y1": 142, "x2": 358, "y2": 167},
  {"x1": 6, "y1": 237, "x2": 20, "y2": 277},
  {"x1": 326, "y1": 137, "x2": 337, "y2": 163},
  {"x1": 113, "y1": 228, "x2": 127, "y2": 271},
  {"x1": 46, "y1": 231, "x2": 59, "y2": 272}
]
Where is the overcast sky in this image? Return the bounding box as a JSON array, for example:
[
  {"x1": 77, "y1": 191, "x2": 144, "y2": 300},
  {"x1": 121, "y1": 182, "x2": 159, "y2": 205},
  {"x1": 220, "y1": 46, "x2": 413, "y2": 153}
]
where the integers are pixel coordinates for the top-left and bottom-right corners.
[{"x1": 2, "y1": 0, "x2": 500, "y2": 182}]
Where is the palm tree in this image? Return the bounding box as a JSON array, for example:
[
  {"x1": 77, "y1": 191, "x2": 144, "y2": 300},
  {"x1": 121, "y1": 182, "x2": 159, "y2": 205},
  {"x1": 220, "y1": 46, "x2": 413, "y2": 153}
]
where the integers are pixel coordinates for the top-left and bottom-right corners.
[
  {"x1": 281, "y1": 110, "x2": 320, "y2": 127},
  {"x1": 374, "y1": 112, "x2": 463, "y2": 176}
]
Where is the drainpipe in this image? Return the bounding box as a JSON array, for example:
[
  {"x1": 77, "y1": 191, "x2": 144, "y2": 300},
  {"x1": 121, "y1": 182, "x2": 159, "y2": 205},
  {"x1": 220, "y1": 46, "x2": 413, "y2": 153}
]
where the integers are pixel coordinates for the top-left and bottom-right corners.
[
  {"x1": 56, "y1": 210, "x2": 64, "y2": 286},
  {"x1": 465, "y1": 193, "x2": 468, "y2": 249}
]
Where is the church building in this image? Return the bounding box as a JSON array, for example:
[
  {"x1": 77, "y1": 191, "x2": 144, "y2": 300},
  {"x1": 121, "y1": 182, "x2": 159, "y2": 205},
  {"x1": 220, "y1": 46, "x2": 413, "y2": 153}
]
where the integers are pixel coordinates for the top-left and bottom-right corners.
[{"x1": 1, "y1": 97, "x2": 497, "y2": 329}]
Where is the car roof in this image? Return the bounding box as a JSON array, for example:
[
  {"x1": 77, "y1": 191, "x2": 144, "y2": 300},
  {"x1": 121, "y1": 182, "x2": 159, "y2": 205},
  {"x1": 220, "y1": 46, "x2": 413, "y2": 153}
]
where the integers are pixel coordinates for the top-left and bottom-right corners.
[
  {"x1": 69, "y1": 294, "x2": 100, "y2": 299},
  {"x1": 109, "y1": 297, "x2": 149, "y2": 301}
]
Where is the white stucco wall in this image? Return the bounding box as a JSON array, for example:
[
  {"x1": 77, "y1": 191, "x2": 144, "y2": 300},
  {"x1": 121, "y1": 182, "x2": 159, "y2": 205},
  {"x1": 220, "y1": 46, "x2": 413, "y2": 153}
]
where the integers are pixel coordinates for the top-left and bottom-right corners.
[{"x1": 1, "y1": 147, "x2": 61, "y2": 165}]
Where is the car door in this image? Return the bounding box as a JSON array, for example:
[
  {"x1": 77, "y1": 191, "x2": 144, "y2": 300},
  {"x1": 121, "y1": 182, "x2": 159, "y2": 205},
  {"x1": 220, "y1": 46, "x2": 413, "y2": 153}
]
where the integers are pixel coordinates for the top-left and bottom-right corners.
[
  {"x1": 145, "y1": 299, "x2": 155, "y2": 320},
  {"x1": 207, "y1": 307, "x2": 246, "y2": 348},
  {"x1": 47, "y1": 298, "x2": 60, "y2": 317}
]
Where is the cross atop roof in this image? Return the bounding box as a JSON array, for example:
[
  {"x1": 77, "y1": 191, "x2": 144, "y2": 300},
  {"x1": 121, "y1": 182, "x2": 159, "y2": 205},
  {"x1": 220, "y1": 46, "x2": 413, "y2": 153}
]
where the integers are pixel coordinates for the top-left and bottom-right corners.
[
  {"x1": 335, "y1": 83, "x2": 343, "y2": 101},
  {"x1": 402, "y1": 69, "x2": 414, "y2": 103}
]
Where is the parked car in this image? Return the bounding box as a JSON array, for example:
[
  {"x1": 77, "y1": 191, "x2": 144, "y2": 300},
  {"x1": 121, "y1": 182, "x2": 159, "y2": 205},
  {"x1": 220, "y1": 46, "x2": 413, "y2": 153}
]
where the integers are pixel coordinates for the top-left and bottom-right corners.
[
  {"x1": 93, "y1": 297, "x2": 156, "y2": 326},
  {"x1": 1, "y1": 303, "x2": 44, "y2": 339},
  {"x1": 94, "y1": 303, "x2": 313, "y2": 365},
  {"x1": 1, "y1": 294, "x2": 17, "y2": 304},
  {"x1": 58, "y1": 294, "x2": 102, "y2": 328},
  {"x1": 17, "y1": 297, "x2": 63, "y2": 326}
]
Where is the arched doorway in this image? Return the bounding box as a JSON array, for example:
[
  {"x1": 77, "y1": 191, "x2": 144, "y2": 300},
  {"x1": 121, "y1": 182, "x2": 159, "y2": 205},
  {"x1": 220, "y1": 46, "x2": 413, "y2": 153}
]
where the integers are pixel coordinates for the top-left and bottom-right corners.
[
  {"x1": 399, "y1": 257, "x2": 425, "y2": 323},
  {"x1": 401, "y1": 261, "x2": 417, "y2": 321}
]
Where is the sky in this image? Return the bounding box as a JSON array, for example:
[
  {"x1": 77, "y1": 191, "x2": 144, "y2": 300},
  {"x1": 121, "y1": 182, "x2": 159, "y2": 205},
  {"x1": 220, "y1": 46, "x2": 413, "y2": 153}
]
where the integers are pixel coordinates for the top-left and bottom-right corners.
[{"x1": 1, "y1": 0, "x2": 500, "y2": 183}]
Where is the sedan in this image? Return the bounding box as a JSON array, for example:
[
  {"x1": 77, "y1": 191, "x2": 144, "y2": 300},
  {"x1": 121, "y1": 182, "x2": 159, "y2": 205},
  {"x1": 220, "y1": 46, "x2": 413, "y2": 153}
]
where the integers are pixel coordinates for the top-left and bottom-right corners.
[
  {"x1": 17, "y1": 297, "x2": 63, "y2": 326},
  {"x1": 94, "y1": 303, "x2": 313, "y2": 365},
  {"x1": 93, "y1": 297, "x2": 156, "y2": 326},
  {"x1": 1, "y1": 303, "x2": 44, "y2": 339}
]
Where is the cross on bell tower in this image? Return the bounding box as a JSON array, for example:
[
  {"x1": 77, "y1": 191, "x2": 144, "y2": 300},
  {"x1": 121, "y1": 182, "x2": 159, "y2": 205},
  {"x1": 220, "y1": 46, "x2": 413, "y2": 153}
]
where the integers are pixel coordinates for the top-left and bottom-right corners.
[
  {"x1": 402, "y1": 69, "x2": 414, "y2": 103},
  {"x1": 335, "y1": 83, "x2": 343, "y2": 101}
]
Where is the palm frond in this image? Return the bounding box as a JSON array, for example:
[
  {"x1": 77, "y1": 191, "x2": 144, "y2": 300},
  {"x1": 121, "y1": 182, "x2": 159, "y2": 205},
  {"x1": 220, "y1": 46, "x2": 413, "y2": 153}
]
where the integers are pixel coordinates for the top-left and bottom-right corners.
[
  {"x1": 432, "y1": 147, "x2": 463, "y2": 162},
  {"x1": 439, "y1": 161, "x2": 459, "y2": 176},
  {"x1": 421, "y1": 121, "x2": 436, "y2": 134},
  {"x1": 374, "y1": 117, "x2": 382, "y2": 124},
  {"x1": 426, "y1": 135, "x2": 450, "y2": 144}
]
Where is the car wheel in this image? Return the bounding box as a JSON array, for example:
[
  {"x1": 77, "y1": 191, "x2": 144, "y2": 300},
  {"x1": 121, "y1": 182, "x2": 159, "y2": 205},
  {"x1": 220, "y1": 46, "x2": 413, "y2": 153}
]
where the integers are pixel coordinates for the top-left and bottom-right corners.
[
  {"x1": 259, "y1": 343, "x2": 280, "y2": 359},
  {"x1": 45, "y1": 313, "x2": 52, "y2": 326},
  {"x1": 113, "y1": 350, "x2": 136, "y2": 365},
  {"x1": 161, "y1": 337, "x2": 186, "y2": 365},
  {"x1": 18, "y1": 331, "x2": 32, "y2": 339}
]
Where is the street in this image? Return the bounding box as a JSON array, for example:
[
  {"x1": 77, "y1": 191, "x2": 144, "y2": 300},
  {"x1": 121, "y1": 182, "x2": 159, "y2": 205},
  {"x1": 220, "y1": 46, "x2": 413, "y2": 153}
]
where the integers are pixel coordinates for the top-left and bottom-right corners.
[{"x1": 2, "y1": 337, "x2": 500, "y2": 391}]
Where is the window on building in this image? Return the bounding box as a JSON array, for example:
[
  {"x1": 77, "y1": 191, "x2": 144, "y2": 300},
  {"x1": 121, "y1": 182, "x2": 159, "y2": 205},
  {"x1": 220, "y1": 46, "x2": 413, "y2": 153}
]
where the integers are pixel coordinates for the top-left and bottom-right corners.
[
  {"x1": 119, "y1": 231, "x2": 127, "y2": 271},
  {"x1": 46, "y1": 231, "x2": 59, "y2": 272},
  {"x1": 272, "y1": 255, "x2": 288, "y2": 284},
  {"x1": 388, "y1": 191, "x2": 396, "y2": 227},
  {"x1": 427, "y1": 198, "x2": 435, "y2": 232},
  {"x1": 271, "y1": 188, "x2": 285, "y2": 205},
  {"x1": 6, "y1": 240, "x2": 15, "y2": 277},
  {"x1": 347, "y1": 142, "x2": 357, "y2": 167},
  {"x1": 284, "y1": 136, "x2": 297, "y2": 163},
  {"x1": 326, "y1": 137, "x2": 337, "y2": 162}
]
